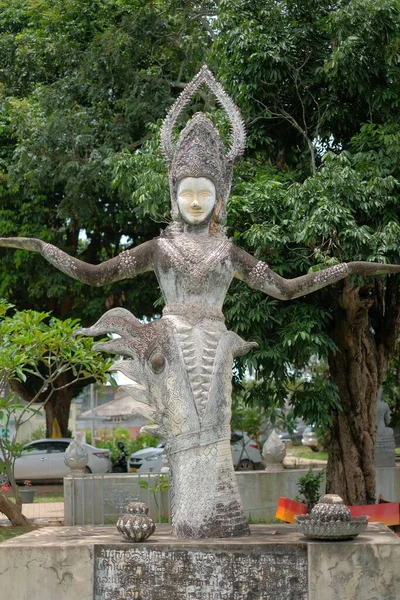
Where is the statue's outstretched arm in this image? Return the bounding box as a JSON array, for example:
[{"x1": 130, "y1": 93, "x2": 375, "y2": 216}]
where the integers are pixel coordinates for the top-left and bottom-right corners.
[
  {"x1": 232, "y1": 245, "x2": 400, "y2": 300},
  {"x1": 0, "y1": 237, "x2": 155, "y2": 286}
]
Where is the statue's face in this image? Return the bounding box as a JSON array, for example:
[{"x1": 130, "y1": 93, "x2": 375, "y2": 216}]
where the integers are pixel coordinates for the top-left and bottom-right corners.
[{"x1": 177, "y1": 177, "x2": 216, "y2": 225}]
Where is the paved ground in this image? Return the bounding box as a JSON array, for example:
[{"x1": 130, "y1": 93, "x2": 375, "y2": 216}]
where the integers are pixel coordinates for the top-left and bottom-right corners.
[
  {"x1": 0, "y1": 483, "x2": 65, "y2": 525},
  {"x1": 0, "y1": 502, "x2": 64, "y2": 525},
  {"x1": 283, "y1": 455, "x2": 327, "y2": 468}
]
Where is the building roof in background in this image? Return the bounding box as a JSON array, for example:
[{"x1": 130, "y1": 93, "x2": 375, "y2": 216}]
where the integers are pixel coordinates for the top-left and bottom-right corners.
[{"x1": 80, "y1": 386, "x2": 152, "y2": 421}]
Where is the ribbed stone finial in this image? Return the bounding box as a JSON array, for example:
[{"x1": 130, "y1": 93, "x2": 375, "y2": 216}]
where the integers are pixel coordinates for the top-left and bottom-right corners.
[{"x1": 262, "y1": 429, "x2": 286, "y2": 472}]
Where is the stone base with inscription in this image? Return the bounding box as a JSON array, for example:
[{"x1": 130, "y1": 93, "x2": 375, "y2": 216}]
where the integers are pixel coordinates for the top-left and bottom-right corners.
[
  {"x1": 1, "y1": 524, "x2": 400, "y2": 600},
  {"x1": 94, "y1": 530, "x2": 307, "y2": 600}
]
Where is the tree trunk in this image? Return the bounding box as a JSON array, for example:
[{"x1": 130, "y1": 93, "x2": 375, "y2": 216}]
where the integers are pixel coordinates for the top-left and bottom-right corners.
[
  {"x1": 0, "y1": 493, "x2": 32, "y2": 527},
  {"x1": 45, "y1": 386, "x2": 73, "y2": 438},
  {"x1": 11, "y1": 371, "x2": 87, "y2": 438},
  {"x1": 326, "y1": 278, "x2": 400, "y2": 505}
]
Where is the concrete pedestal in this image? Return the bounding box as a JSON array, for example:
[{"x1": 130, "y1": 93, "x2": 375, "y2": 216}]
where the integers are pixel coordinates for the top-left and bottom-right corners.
[{"x1": 0, "y1": 524, "x2": 399, "y2": 600}]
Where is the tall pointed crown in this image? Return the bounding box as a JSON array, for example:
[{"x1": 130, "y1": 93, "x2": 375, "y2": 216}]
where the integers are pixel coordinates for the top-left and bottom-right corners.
[{"x1": 161, "y1": 66, "x2": 246, "y2": 222}]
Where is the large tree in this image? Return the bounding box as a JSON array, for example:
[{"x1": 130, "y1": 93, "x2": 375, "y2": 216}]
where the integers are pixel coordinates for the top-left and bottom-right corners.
[
  {"x1": 213, "y1": 0, "x2": 400, "y2": 504},
  {"x1": 0, "y1": 0, "x2": 215, "y2": 434}
]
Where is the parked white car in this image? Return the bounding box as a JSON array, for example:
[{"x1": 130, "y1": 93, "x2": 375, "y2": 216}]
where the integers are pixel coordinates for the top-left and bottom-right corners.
[
  {"x1": 9, "y1": 438, "x2": 112, "y2": 481},
  {"x1": 128, "y1": 432, "x2": 262, "y2": 474}
]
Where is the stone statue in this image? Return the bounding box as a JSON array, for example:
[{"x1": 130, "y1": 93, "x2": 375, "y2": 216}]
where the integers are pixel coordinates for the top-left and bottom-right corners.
[
  {"x1": 375, "y1": 387, "x2": 396, "y2": 468},
  {"x1": 1, "y1": 67, "x2": 400, "y2": 538}
]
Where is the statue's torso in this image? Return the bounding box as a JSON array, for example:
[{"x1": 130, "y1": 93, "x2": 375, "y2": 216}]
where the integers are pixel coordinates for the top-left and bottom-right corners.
[
  {"x1": 151, "y1": 233, "x2": 236, "y2": 421},
  {"x1": 154, "y1": 233, "x2": 234, "y2": 315}
]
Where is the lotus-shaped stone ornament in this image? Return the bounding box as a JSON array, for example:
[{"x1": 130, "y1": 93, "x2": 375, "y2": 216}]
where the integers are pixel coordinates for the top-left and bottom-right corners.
[
  {"x1": 295, "y1": 494, "x2": 368, "y2": 540},
  {"x1": 64, "y1": 440, "x2": 89, "y2": 473}
]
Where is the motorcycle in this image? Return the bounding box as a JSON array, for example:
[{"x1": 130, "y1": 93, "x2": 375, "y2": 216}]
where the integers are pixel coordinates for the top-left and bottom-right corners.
[{"x1": 111, "y1": 441, "x2": 128, "y2": 473}]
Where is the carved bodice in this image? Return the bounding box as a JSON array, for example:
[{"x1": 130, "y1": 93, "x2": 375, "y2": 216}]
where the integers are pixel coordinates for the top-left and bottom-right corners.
[{"x1": 154, "y1": 234, "x2": 234, "y2": 313}]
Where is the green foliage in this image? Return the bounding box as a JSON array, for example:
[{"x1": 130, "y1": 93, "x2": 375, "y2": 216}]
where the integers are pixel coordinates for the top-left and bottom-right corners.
[
  {"x1": 231, "y1": 379, "x2": 299, "y2": 438},
  {"x1": 382, "y1": 350, "x2": 400, "y2": 428},
  {"x1": 0, "y1": 301, "x2": 112, "y2": 523},
  {"x1": 139, "y1": 475, "x2": 170, "y2": 495},
  {"x1": 224, "y1": 139, "x2": 400, "y2": 426},
  {"x1": 231, "y1": 402, "x2": 262, "y2": 441},
  {"x1": 139, "y1": 475, "x2": 171, "y2": 513},
  {"x1": 94, "y1": 432, "x2": 159, "y2": 462},
  {"x1": 210, "y1": 2, "x2": 400, "y2": 450},
  {"x1": 29, "y1": 425, "x2": 46, "y2": 441},
  {"x1": 0, "y1": 0, "x2": 214, "y2": 322},
  {"x1": 295, "y1": 450, "x2": 328, "y2": 462},
  {"x1": 296, "y1": 468, "x2": 325, "y2": 508},
  {"x1": 1, "y1": 0, "x2": 400, "y2": 499},
  {"x1": 34, "y1": 492, "x2": 64, "y2": 503},
  {"x1": 215, "y1": 0, "x2": 400, "y2": 170},
  {"x1": 109, "y1": 427, "x2": 130, "y2": 440},
  {"x1": 110, "y1": 125, "x2": 170, "y2": 223},
  {"x1": 0, "y1": 299, "x2": 113, "y2": 394}
]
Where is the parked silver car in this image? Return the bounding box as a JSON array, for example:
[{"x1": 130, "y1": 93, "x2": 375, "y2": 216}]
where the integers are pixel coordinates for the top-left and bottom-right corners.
[
  {"x1": 301, "y1": 426, "x2": 320, "y2": 452},
  {"x1": 7, "y1": 438, "x2": 112, "y2": 481},
  {"x1": 128, "y1": 432, "x2": 262, "y2": 474},
  {"x1": 279, "y1": 425, "x2": 307, "y2": 445}
]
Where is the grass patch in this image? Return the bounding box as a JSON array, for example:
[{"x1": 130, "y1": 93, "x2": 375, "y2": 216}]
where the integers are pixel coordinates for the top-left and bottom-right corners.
[
  {"x1": 294, "y1": 451, "x2": 328, "y2": 461},
  {"x1": 34, "y1": 492, "x2": 63, "y2": 503},
  {"x1": 288, "y1": 446, "x2": 328, "y2": 461},
  {"x1": 0, "y1": 526, "x2": 34, "y2": 542},
  {"x1": 247, "y1": 517, "x2": 281, "y2": 525},
  {"x1": 4, "y1": 491, "x2": 64, "y2": 504}
]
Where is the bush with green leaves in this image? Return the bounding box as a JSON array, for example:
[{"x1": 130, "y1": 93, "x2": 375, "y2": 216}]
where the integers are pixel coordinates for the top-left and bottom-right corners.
[
  {"x1": 0, "y1": 299, "x2": 113, "y2": 526},
  {"x1": 296, "y1": 469, "x2": 325, "y2": 511},
  {"x1": 91, "y1": 432, "x2": 159, "y2": 463}
]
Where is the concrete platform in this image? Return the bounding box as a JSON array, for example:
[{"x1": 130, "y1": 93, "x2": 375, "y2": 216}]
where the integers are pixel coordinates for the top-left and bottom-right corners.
[{"x1": 1, "y1": 524, "x2": 399, "y2": 600}]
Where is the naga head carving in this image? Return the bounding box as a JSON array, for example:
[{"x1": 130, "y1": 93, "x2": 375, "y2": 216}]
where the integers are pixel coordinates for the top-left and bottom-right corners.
[
  {"x1": 76, "y1": 308, "x2": 196, "y2": 439},
  {"x1": 77, "y1": 307, "x2": 257, "y2": 441}
]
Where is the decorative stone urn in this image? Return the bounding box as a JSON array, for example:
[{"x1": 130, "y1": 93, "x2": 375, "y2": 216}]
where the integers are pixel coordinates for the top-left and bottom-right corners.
[
  {"x1": 116, "y1": 502, "x2": 156, "y2": 543},
  {"x1": 64, "y1": 439, "x2": 89, "y2": 473},
  {"x1": 295, "y1": 494, "x2": 369, "y2": 540},
  {"x1": 262, "y1": 430, "x2": 286, "y2": 472}
]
